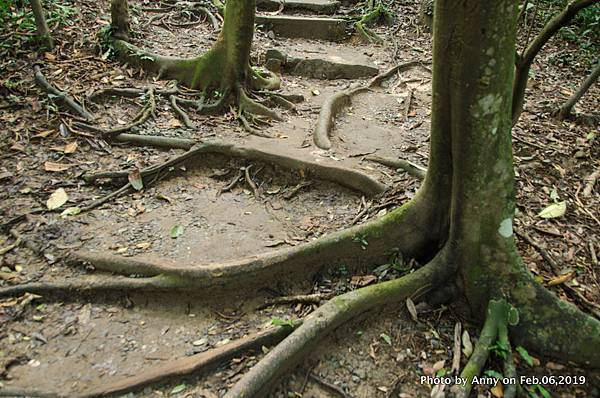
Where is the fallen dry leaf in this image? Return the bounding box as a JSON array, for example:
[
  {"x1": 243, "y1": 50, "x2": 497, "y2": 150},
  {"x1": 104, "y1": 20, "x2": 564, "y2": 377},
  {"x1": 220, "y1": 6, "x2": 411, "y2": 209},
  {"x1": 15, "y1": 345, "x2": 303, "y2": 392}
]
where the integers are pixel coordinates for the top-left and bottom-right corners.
[
  {"x1": 44, "y1": 162, "x2": 73, "y2": 172},
  {"x1": 47, "y1": 188, "x2": 68, "y2": 210},
  {"x1": 64, "y1": 142, "x2": 78, "y2": 154}
]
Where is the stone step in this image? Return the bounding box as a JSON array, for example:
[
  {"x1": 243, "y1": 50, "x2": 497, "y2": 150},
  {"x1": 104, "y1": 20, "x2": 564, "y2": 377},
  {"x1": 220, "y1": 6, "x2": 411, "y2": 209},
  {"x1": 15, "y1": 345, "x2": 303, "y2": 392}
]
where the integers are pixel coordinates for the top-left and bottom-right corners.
[
  {"x1": 256, "y1": 0, "x2": 340, "y2": 14},
  {"x1": 265, "y1": 48, "x2": 379, "y2": 80},
  {"x1": 256, "y1": 15, "x2": 348, "y2": 41}
]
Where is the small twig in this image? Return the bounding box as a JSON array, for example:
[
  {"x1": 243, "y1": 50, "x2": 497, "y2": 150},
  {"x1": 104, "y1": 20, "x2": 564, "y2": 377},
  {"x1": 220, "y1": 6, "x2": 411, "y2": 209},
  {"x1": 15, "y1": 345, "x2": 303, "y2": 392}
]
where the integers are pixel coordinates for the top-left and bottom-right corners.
[
  {"x1": 308, "y1": 373, "x2": 353, "y2": 398},
  {"x1": 351, "y1": 196, "x2": 369, "y2": 225},
  {"x1": 583, "y1": 166, "x2": 599, "y2": 197},
  {"x1": 404, "y1": 89, "x2": 414, "y2": 118},
  {"x1": 217, "y1": 169, "x2": 243, "y2": 196},
  {"x1": 515, "y1": 228, "x2": 560, "y2": 273},
  {"x1": 81, "y1": 184, "x2": 133, "y2": 213},
  {"x1": 257, "y1": 292, "x2": 333, "y2": 310},
  {"x1": 0, "y1": 229, "x2": 22, "y2": 255}
]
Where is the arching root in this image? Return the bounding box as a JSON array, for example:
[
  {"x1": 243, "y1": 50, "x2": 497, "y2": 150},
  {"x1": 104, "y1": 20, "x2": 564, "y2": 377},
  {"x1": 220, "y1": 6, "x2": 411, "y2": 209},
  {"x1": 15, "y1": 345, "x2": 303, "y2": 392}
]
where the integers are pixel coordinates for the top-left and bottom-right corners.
[
  {"x1": 313, "y1": 61, "x2": 431, "y2": 150},
  {"x1": 84, "y1": 139, "x2": 387, "y2": 195},
  {"x1": 224, "y1": 251, "x2": 452, "y2": 398},
  {"x1": 80, "y1": 323, "x2": 300, "y2": 398}
]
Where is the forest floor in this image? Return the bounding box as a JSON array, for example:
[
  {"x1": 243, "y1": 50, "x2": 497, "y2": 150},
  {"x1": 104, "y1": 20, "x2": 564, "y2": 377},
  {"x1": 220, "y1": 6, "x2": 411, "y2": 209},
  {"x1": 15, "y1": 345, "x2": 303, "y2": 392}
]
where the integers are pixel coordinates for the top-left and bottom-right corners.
[{"x1": 0, "y1": 0, "x2": 599, "y2": 397}]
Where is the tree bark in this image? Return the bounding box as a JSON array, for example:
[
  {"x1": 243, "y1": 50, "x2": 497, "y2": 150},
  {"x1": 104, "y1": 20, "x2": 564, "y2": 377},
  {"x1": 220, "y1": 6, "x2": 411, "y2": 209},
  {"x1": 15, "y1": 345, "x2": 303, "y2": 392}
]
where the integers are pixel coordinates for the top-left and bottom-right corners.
[
  {"x1": 512, "y1": 0, "x2": 597, "y2": 124},
  {"x1": 433, "y1": 0, "x2": 600, "y2": 366},
  {"x1": 30, "y1": 0, "x2": 53, "y2": 49},
  {"x1": 557, "y1": 62, "x2": 600, "y2": 119},
  {"x1": 110, "y1": 0, "x2": 131, "y2": 40}
]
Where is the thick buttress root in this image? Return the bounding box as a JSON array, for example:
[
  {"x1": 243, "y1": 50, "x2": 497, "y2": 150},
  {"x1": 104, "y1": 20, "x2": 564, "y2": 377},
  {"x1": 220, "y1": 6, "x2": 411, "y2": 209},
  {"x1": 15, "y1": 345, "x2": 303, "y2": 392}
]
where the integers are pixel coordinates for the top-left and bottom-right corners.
[
  {"x1": 225, "y1": 251, "x2": 452, "y2": 398},
  {"x1": 1, "y1": 193, "x2": 442, "y2": 298}
]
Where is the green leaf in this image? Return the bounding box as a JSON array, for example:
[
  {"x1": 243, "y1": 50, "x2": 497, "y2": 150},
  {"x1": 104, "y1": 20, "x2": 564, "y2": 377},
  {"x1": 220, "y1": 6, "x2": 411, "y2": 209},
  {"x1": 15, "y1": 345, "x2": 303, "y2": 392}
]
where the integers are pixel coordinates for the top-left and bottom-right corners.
[
  {"x1": 538, "y1": 201, "x2": 566, "y2": 218},
  {"x1": 271, "y1": 318, "x2": 294, "y2": 328},
  {"x1": 380, "y1": 333, "x2": 392, "y2": 345},
  {"x1": 484, "y1": 369, "x2": 503, "y2": 380},
  {"x1": 516, "y1": 345, "x2": 534, "y2": 366},
  {"x1": 128, "y1": 168, "x2": 143, "y2": 191},
  {"x1": 170, "y1": 225, "x2": 184, "y2": 239},
  {"x1": 170, "y1": 383, "x2": 186, "y2": 395},
  {"x1": 60, "y1": 206, "x2": 81, "y2": 218}
]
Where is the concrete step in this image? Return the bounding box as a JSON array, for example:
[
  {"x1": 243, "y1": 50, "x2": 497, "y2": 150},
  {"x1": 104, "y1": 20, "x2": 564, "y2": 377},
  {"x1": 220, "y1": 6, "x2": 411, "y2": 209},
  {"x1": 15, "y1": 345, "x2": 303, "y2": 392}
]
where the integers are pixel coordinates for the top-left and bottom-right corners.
[
  {"x1": 256, "y1": 0, "x2": 340, "y2": 14},
  {"x1": 265, "y1": 47, "x2": 379, "y2": 79},
  {"x1": 256, "y1": 15, "x2": 349, "y2": 41}
]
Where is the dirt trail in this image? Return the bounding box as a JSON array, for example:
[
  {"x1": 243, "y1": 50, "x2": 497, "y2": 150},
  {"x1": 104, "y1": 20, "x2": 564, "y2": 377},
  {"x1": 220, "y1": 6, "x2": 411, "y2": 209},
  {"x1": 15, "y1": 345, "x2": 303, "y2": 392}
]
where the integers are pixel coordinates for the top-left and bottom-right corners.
[{"x1": 0, "y1": 0, "x2": 598, "y2": 397}]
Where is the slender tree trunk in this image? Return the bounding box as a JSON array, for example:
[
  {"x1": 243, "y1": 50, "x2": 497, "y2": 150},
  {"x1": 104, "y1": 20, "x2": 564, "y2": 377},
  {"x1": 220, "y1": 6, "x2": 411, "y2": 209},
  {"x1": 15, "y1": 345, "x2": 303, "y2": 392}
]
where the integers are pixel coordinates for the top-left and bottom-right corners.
[
  {"x1": 30, "y1": 0, "x2": 53, "y2": 49},
  {"x1": 111, "y1": 0, "x2": 131, "y2": 40},
  {"x1": 512, "y1": 0, "x2": 597, "y2": 124},
  {"x1": 557, "y1": 62, "x2": 600, "y2": 119}
]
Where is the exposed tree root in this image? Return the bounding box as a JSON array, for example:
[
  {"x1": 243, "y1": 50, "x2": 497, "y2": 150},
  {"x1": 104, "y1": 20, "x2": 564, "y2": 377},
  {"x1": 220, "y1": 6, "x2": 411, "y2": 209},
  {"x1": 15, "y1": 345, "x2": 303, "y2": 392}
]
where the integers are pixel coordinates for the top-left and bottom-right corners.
[
  {"x1": 454, "y1": 299, "x2": 516, "y2": 398},
  {"x1": 313, "y1": 61, "x2": 431, "y2": 150},
  {"x1": 0, "y1": 387, "x2": 62, "y2": 398},
  {"x1": 169, "y1": 95, "x2": 195, "y2": 128},
  {"x1": 74, "y1": 88, "x2": 156, "y2": 137},
  {"x1": 80, "y1": 324, "x2": 299, "y2": 398},
  {"x1": 364, "y1": 155, "x2": 427, "y2": 179},
  {"x1": 224, "y1": 251, "x2": 452, "y2": 397},
  {"x1": 84, "y1": 140, "x2": 387, "y2": 196},
  {"x1": 33, "y1": 65, "x2": 95, "y2": 121},
  {"x1": 314, "y1": 85, "x2": 369, "y2": 150},
  {"x1": 0, "y1": 274, "x2": 181, "y2": 299},
  {"x1": 113, "y1": 133, "x2": 195, "y2": 149}
]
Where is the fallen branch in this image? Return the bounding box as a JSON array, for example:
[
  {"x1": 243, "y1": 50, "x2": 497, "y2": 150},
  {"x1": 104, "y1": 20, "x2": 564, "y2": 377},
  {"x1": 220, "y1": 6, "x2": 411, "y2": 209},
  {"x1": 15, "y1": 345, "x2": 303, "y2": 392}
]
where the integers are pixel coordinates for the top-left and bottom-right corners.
[
  {"x1": 224, "y1": 251, "x2": 451, "y2": 397},
  {"x1": 364, "y1": 155, "x2": 426, "y2": 180},
  {"x1": 34, "y1": 66, "x2": 95, "y2": 121},
  {"x1": 81, "y1": 324, "x2": 299, "y2": 398},
  {"x1": 308, "y1": 373, "x2": 353, "y2": 398},
  {"x1": 556, "y1": 62, "x2": 600, "y2": 120}
]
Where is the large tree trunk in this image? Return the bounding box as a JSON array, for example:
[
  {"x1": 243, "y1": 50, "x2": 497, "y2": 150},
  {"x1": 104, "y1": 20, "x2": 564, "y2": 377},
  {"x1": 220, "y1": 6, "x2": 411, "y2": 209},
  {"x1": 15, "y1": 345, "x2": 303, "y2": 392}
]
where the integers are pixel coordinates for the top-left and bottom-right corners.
[{"x1": 434, "y1": 0, "x2": 600, "y2": 366}]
